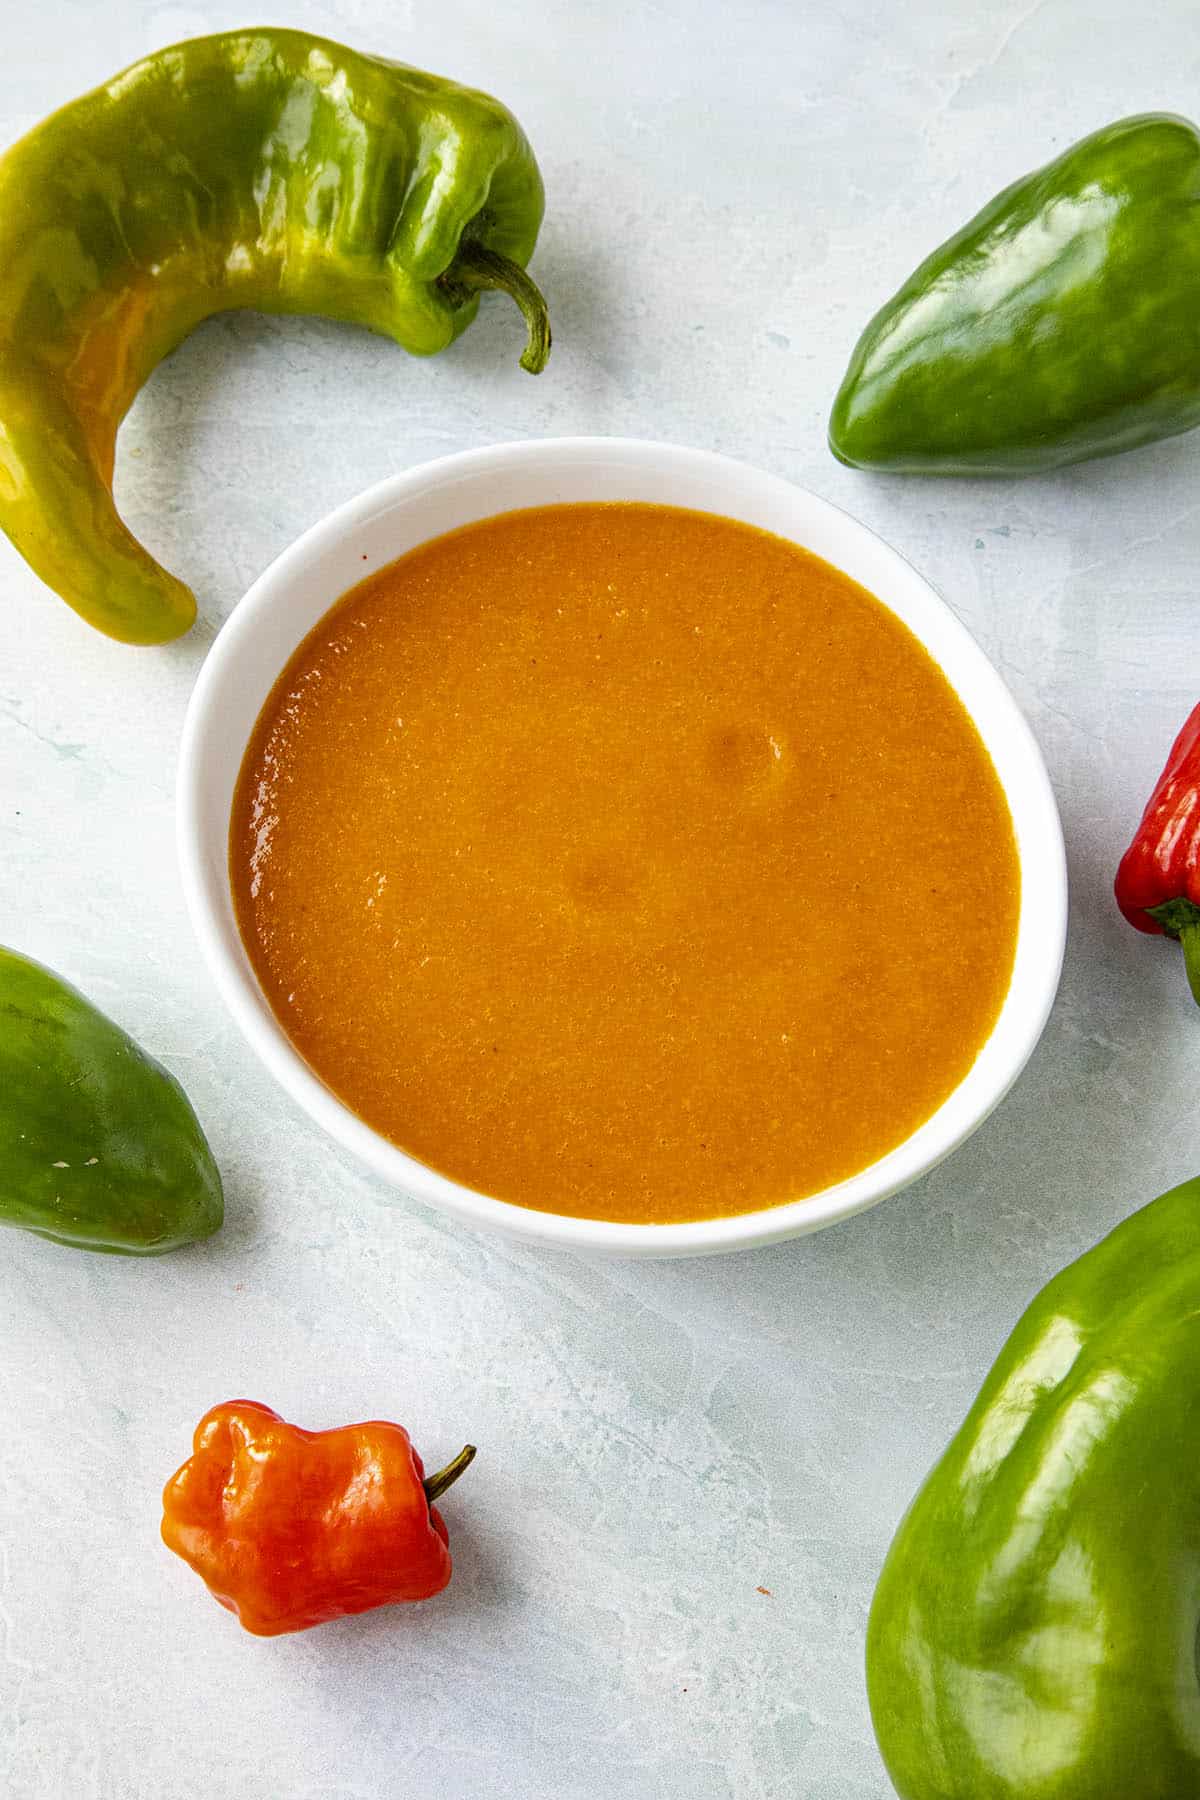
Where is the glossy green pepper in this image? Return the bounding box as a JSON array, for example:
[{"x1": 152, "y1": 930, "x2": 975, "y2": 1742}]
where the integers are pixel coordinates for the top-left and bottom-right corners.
[
  {"x1": 830, "y1": 115, "x2": 1200, "y2": 475},
  {"x1": 867, "y1": 1175, "x2": 1200, "y2": 1798},
  {"x1": 0, "y1": 28, "x2": 549, "y2": 645},
  {"x1": 0, "y1": 947, "x2": 223, "y2": 1253}
]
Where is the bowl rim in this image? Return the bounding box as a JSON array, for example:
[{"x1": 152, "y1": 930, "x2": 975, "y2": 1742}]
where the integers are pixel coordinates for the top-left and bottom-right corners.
[{"x1": 177, "y1": 435, "x2": 1067, "y2": 1258}]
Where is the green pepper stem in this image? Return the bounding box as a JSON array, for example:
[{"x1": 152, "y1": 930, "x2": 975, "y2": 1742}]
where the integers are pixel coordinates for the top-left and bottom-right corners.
[
  {"x1": 442, "y1": 243, "x2": 551, "y2": 374},
  {"x1": 423, "y1": 1443, "x2": 476, "y2": 1505},
  {"x1": 1179, "y1": 922, "x2": 1200, "y2": 1008}
]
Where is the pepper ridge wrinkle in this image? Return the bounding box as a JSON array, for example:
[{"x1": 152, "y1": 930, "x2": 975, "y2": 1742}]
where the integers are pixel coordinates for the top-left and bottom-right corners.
[
  {"x1": 0, "y1": 28, "x2": 549, "y2": 644},
  {"x1": 867, "y1": 1174, "x2": 1200, "y2": 1798}
]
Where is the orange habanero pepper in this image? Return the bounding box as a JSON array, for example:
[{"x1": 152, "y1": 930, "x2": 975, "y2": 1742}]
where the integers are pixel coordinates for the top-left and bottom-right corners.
[{"x1": 161, "y1": 1399, "x2": 475, "y2": 1636}]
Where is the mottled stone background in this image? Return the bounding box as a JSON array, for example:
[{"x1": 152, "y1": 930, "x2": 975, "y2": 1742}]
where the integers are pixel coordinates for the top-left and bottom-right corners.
[{"x1": 2, "y1": 2, "x2": 1198, "y2": 1794}]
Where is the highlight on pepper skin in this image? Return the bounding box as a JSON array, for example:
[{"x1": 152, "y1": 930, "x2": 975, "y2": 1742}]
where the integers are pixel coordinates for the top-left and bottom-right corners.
[
  {"x1": 161, "y1": 1399, "x2": 475, "y2": 1636},
  {"x1": 0, "y1": 27, "x2": 551, "y2": 645}
]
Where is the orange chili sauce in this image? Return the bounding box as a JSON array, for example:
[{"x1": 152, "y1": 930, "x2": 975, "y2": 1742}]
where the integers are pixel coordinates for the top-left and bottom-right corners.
[{"x1": 231, "y1": 503, "x2": 1020, "y2": 1224}]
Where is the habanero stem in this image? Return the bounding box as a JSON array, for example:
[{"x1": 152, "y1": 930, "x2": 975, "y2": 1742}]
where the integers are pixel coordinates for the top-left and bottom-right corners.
[{"x1": 423, "y1": 1444, "x2": 477, "y2": 1505}]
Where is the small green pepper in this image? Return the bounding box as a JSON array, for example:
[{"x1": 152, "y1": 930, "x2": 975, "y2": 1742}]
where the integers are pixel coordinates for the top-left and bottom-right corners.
[
  {"x1": 830, "y1": 115, "x2": 1200, "y2": 475},
  {"x1": 867, "y1": 1175, "x2": 1200, "y2": 1798},
  {"x1": 0, "y1": 947, "x2": 223, "y2": 1253},
  {"x1": 0, "y1": 28, "x2": 549, "y2": 645}
]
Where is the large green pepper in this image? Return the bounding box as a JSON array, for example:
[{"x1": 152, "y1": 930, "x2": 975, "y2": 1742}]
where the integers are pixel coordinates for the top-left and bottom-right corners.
[
  {"x1": 0, "y1": 948, "x2": 223, "y2": 1253},
  {"x1": 829, "y1": 115, "x2": 1200, "y2": 475},
  {"x1": 0, "y1": 28, "x2": 549, "y2": 645},
  {"x1": 867, "y1": 1175, "x2": 1200, "y2": 1798}
]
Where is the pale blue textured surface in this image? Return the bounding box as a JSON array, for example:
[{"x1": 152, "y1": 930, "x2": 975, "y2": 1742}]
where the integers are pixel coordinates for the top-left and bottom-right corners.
[{"x1": 2, "y1": 2, "x2": 1199, "y2": 1795}]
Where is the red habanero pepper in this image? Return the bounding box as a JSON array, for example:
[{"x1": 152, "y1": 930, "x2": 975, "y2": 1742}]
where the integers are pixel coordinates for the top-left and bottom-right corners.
[
  {"x1": 1115, "y1": 701, "x2": 1200, "y2": 1007},
  {"x1": 161, "y1": 1400, "x2": 475, "y2": 1636}
]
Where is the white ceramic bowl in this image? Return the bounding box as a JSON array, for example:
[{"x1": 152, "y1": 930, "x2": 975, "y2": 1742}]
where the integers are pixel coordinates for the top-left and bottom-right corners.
[{"x1": 178, "y1": 437, "x2": 1066, "y2": 1258}]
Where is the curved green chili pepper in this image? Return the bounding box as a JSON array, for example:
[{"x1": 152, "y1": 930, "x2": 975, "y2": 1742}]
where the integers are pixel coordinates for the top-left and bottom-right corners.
[
  {"x1": 0, "y1": 947, "x2": 223, "y2": 1254},
  {"x1": 830, "y1": 115, "x2": 1200, "y2": 476},
  {"x1": 0, "y1": 29, "x2": 550, "y2": 645},
  {"x1": 867, "y1": 1174, "x2": 1200, "y2": 1798}
]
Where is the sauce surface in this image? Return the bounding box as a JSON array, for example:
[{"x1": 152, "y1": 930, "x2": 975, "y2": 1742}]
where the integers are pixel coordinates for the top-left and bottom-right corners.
[{"x1": 231, "y1": 503, "x2": 1020, "y2": 1223}]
